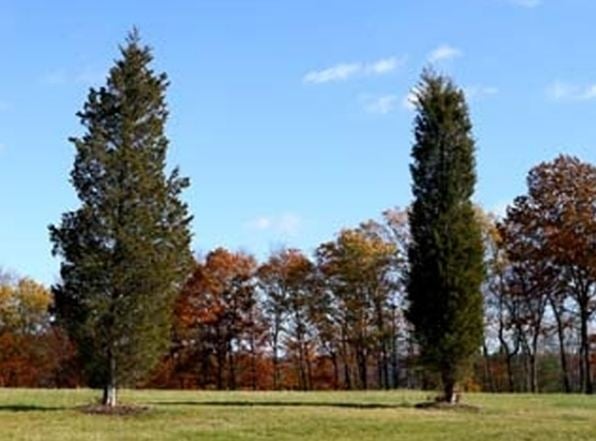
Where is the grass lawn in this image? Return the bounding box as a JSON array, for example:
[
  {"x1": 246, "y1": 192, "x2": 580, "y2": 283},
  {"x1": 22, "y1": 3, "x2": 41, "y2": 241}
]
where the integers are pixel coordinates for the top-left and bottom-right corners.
[{"x1": 0, "y1": 388, "x2": 594, "y2": 440}]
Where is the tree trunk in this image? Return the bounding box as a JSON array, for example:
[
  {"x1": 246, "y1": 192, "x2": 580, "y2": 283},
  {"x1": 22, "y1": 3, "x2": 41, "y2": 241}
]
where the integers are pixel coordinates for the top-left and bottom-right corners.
[
  {"x1": 442, "y1": 372, "x2": 457, "y2": 404},
  {"x1": 356, "y1": 346, "x2": 368, "y2": 390},
  {"x1": 580, "y1": 306, "x2": 593, "y2": 394},
  {"x1": 530, "y1": 329, "x2": 540, "y2": 393},
  {"x1": 505, "y1": 352, "x2": 515, "y2": 392},
  {"x1": 215, "y1": 327, "x2": 224, "y2": 390},
  {"x1": 529, "y1": 353, "x2": 538, "y2": 393},
  {"x1": 102, "y1": 353, "x2": 117, "y2": 407},
  {"x1": 305, "y1": 343, "x2": 313, "y2": 391},
  {"x1": 272, "y1": 328, "x2": 280, "y2": 390},
  {"x1": 381, "y1": 341, "x2": 390, "y2": 390},
  {"x1": 343, "y1": 360, "x2": 352, "y2": 390},
  {"x1": 482, "y1": 344, "x2": 495, "y2": 392},
  {"x1": 551, "y1": 298, "x2": 571, "y2": 393},
  {"x1": 331, "y1": 351, "x2": 339, "y2": 390},
  {"x1": 250, "y1": 334, "x2": 257, "y2": 391},
  {"x1": 227, "y1": 342, "x2": 237, "y2": 390},
  {"x1": 340, "y1": 330, "x2": 352, "y2": 390},
  {"x1": 390, "y1": 316, "x2": 399, "y2": 389}
]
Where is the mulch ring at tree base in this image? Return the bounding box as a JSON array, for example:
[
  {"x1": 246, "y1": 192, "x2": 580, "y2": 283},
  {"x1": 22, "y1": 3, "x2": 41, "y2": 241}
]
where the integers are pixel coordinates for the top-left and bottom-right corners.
[
  {"x1": 78, "y1": 404, "x2": 150, "y2": 416},
  {"x1": 414, "y1": 401, "x2": 480, "y2": 413}
]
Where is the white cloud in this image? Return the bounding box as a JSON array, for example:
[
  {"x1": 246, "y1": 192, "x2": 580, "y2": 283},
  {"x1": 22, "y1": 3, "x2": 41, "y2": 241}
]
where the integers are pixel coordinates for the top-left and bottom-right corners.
[
  {"x1": 0, "y1": 101, "x2": 9, "y2": 112},
  {"x1": 547, "y1": 81, "x2": 596, "y2": 101},
  {"x1": 363, "y1": 95, "x2": 399, "y2": 115},
  {"x1": 303, "y1": 63, "x2": 361, "y2": 84},
  {"x1": 464, "y1": 85, "x2": 499, "y2": 100},
  {"x1": 0, "y1": 143, "x2": 5, "y2": 154},
  {"x1": 246, "y1": 213, "x2": 302, "y2": 236},
  {"x1": 508, "y1": 0, "x2": 541, "y2": 8},
  {"x1": 248, "y1": 217, "x2": 273, "y2": 231},
  {"x1": 303, "y1": 56, "x2": 404, "y2": 84},
  {"x1": 428, "y1": 44, "x2": 463, "y2": 63},
  {"x1": 365, "y1": 57, "x2": 404, "y2": 75}
]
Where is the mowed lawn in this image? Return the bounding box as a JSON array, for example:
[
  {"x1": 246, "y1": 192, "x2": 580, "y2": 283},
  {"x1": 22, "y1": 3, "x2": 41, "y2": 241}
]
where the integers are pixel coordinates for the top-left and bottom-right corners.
[{"x1": 0, "y1": 389, "x2": 594, "y2": 440}]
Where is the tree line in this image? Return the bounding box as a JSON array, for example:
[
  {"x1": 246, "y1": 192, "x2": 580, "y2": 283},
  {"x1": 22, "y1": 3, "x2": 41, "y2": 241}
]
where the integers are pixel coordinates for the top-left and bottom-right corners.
[
  {"x1": 0, "y1": 32, "x2": 593, "y2": 405},
  {"x1": 2, "y1": 153, "x2": 593, "y2": 395}
]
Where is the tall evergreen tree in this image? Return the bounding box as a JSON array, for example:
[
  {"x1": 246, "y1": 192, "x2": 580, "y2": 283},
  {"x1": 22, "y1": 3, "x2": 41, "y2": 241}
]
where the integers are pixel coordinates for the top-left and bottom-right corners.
[
  {"x1": 406, "y1": 71, "x2": 484, "y2": 403},
  {"x1": 49, "y1": 30, "x2": 193, "y2": 407}
]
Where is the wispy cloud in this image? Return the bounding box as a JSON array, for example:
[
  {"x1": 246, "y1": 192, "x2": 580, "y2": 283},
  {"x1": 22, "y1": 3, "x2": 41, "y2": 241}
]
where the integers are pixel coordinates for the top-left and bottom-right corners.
[
  {"x1": 303, "y1": 56, "x2": 405, "y2": 84},
  {"x1": 0, "y1": 143, "x2": 6, "y2": 154},
  {"x1": 547, "y1": 81, "x2": 596, "y2": 101},
  {"x1": 508, "y1": 0, "x2": 541, "y2": 8},
  {"x1": 464, "y1": 85, "x2": 499, "y2": 100},
  {"x1": 246, "y1": 213, "x2": 302, "y2": 236},
  {"x1": 0, "y1": 101, "x2": 9, "y2": 112},
  {"x1": 363, "y1": 94, "x2": 399, "y2": 115},
  {"x1": 365, "y1": 57, "x2": 403, "y2": 75},
  {"x1": 40, "y1": 67, "x2": 106, "y2": 87},
  {"x1": 303, "y1": 63, "x2": 361, "y2": 84},
  {"x1": 428, "y1": 44, "x2": 463, "y2": 63}
]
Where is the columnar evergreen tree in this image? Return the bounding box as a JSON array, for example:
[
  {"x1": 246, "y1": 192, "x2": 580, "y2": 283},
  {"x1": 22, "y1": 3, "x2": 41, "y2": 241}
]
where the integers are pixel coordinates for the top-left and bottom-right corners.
[
  {"x1": 49, "y1": 30, "x2": 193, "y2": 407},
  {"x1": 406, "y1": 71, "x2": 485, "y2": 403}
]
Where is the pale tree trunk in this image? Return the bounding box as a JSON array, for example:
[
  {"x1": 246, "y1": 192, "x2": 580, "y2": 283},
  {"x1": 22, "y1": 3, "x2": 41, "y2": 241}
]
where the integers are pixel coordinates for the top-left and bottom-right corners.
[
  {"x1": 272, "y1": 326, "x2": 280, "y2": 390},
  {"x1": 102, "y1": 352, "x2": 117, "y2": 407}
]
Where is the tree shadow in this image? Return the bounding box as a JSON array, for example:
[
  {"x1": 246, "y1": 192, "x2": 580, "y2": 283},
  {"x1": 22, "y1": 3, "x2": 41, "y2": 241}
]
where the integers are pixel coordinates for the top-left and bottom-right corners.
[
  {"x1": 0, "y1": 404, "x2": 66, "y2": 412},
  {"x1": 151, "y1": 400, "x2": 412, "y2": 410}
]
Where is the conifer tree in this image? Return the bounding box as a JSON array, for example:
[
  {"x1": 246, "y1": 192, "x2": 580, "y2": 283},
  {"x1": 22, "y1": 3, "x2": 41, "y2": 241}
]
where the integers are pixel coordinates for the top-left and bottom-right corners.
[
  {"x1": 406, "y1": 71, "x2": 484, "y2": 403},
  {"x1": 50, "y1": 30, "x2": 193, "y2": 407}
]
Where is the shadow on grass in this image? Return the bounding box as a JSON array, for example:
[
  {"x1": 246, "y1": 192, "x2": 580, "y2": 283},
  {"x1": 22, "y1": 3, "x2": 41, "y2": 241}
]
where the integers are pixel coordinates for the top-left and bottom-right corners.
[
  {"x1": 0, "y1": 404, "x2": 66, "y2": 412},
  {"x1": 151, "y1": 400, "x2": 412, "y2": 410}
]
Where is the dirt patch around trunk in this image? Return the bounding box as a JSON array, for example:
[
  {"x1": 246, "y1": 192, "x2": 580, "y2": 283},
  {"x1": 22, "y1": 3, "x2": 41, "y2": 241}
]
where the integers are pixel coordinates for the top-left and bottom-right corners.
[
  {"x1": 78, "y1": 404, "x2": 150, "y2": 416},
  {"x1": 414, "y1": 401, "x2": 480, "y2": 413}
]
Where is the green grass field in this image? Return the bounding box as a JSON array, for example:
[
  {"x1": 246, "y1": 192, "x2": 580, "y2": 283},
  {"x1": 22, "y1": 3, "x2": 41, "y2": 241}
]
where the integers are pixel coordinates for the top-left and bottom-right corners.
[{"x1": 0, "y1": 389, "x2": 594, "y2": 440}]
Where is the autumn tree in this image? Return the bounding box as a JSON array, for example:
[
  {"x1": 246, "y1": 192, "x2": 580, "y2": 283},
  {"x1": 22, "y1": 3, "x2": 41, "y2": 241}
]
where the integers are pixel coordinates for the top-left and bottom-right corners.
[
  {"x1": 475, "y1": 207, "x2": 502, "y2": 392},
  {"x1": 176, "y1": 248, "x2": 258, "y2": 390},
  {"x1": 50, "y1": 30, "x2": 193, "y2": 406},
  {"x1": 502, "y1": 155, "x2": 595, "y2": 393},
  {"x1": 316, "y1": 227, "x2": 398, "y2": 389},
  {"x1": 406, "y1": 71, "x2": 485, "y2": 403},
  {"x1": 365, "y1": 208, "x2": 411, "y2": 387},
  {"x1": 258, "y1": 249, "x2": 314, "y2": 390},
  {"x1": 0, "y1": 277, "x2": 73, "y2": 387}
]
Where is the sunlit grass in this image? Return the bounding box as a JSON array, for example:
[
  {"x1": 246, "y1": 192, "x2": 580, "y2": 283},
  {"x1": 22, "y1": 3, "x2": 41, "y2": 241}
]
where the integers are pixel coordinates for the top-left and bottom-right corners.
[{"x1": 0, "y1": 388, "x2": 594, "y2": 440}]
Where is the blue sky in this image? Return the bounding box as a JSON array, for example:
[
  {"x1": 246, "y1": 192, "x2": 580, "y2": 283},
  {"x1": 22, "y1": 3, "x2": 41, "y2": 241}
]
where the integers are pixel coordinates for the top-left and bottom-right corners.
[{"x1": 0, "y1": 0, "x2": 595, "y2": 284}]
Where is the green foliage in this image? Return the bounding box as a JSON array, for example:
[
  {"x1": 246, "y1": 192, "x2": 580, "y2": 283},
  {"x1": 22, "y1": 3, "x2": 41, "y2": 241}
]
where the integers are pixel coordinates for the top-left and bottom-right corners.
[
  {"x1": 49, "y1": 30, "x2": 193, "y2": 393},
  {"x1": 406, "y1": 71, "x2": 485, "y2": 398}
]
